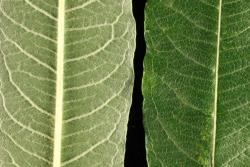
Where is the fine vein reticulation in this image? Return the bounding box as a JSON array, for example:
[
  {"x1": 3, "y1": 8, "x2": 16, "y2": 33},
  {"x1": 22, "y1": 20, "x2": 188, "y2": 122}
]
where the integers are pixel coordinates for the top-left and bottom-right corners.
[
  {"x1": 144, "y1": 0, "x2": 250, "y2": 166},
  {"x1": 0, "y1": 0, "x2": 135, "y2": 167}
]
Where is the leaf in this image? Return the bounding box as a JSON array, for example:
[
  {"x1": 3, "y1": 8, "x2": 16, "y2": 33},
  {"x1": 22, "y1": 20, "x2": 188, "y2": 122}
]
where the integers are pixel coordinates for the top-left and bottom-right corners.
[
  {"x1": 0, "y1": 0, "x2": 135, "y2": 166},
  {"x1": 143, "y1": 0, "x2": 250, "y2": 166}
]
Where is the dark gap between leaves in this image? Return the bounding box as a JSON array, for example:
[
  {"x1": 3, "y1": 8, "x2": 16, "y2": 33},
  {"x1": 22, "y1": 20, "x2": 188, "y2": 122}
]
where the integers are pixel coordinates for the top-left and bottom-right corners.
[{"x1": 125, "y1": 0, "x2": 147, "y2": 167}]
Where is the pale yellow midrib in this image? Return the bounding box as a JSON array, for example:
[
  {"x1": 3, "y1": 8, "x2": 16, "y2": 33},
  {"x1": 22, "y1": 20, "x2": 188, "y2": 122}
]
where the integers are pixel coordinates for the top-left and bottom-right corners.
[
  {"x1": 212, "y1": 0, "x2": 222, "y2": 166},
  {"x1": 53, "y1": 0, "x2": 65, "y2": 166}
]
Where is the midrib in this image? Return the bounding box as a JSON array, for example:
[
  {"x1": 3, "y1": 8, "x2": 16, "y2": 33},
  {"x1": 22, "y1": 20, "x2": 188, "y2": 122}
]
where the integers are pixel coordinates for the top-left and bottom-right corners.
[
  {"x1": 53, "y1": 0, "x2": 65, "y2": 166},
  {"x1": 212, "y1": 0, "x2": 222, "y2": 166}
]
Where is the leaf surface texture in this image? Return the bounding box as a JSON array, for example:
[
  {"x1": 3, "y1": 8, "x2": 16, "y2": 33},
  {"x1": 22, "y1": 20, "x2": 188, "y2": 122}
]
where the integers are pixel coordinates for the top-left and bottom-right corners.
[
  {"x1": 0, "y1": 0, "x2": 135, "y2": 166},
  {"x1": 143, "y1": 0, "x2": 250, "y2": 166}
]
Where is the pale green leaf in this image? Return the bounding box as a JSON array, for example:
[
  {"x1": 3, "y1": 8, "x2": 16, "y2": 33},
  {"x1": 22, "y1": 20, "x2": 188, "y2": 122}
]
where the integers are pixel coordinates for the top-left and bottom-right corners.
[
  {"x1": 0, "y1": 0, "x2": 135, "y2": 166},
  {"x1": 143, "y1": 0, "x2": 250, "y2": 166}
]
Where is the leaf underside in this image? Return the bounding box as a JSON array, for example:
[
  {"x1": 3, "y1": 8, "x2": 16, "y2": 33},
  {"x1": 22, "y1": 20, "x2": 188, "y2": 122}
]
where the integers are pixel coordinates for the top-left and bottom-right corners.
[
  {"x1": 0, "y1": 0, "x2": 135, "y2": 166},
  {"x1": 143, "y1": 0, "x2": 250, "y2": 166}
]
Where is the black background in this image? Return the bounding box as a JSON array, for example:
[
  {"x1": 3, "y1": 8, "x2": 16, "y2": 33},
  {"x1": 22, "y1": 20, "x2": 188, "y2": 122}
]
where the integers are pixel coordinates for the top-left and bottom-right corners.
[{"x1": 125, "y1": 0, "x2": 147, "y2": 167}]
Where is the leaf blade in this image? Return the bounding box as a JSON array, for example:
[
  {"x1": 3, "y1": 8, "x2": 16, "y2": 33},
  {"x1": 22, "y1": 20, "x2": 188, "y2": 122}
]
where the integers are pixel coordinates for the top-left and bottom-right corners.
[
  {"x1": 0, "y1": 0, "x2": 135, "y2": 166},
  {"x1": 143, "y1": 0, "x2": 218, "y2": 166},
  {"x1": 144, "y1": 0, "x2": 250, "y2": 166}
]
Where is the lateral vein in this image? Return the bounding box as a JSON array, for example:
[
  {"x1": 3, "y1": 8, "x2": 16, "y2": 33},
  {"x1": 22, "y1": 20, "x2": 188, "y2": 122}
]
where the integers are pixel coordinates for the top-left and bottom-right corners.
[
  {"x1": 212, "y1": 0, "x2": 222, "y2": 166},
  {"x1": 53, "y1": 0, "x2": 65, "y2": 166}
]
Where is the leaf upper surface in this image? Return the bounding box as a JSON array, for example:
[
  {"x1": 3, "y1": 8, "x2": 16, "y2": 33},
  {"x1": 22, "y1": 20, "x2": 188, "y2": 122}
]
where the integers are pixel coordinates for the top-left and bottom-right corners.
[{"x1": 143, "y1": 0, "x2": 250, "y2": 166}]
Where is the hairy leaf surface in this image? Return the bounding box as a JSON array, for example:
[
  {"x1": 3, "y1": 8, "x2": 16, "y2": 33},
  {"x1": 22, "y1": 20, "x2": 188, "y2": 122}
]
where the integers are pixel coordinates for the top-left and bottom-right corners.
[
  {"x1": 0, "y1": 0, "x2": 135, "y2": 166},
  {"x1": 143, "y1": 0, "x2": 250, "y2": 166}
]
